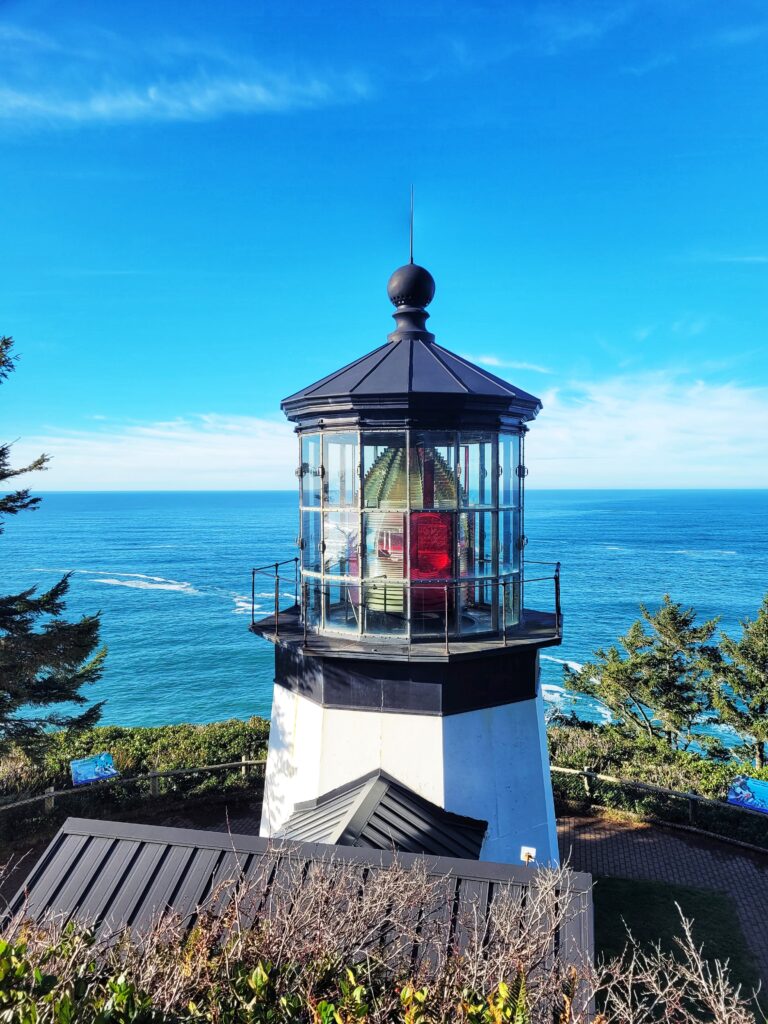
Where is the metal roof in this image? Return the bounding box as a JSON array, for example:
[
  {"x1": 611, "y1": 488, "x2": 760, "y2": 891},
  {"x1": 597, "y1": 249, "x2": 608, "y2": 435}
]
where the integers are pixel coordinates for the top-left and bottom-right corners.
[
  {"x1": 4, "y1": 817, "x2": 592, "y2": 967},
  {"x1": 276, "y1": 770, "x2": 487, "y2": 859},
  {"x1": 281, "y1": 338, "x2": 542, "y2": 428}
]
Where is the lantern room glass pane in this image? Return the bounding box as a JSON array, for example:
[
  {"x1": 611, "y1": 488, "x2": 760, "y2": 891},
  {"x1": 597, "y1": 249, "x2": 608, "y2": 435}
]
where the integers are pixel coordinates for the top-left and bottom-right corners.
[
  {"x1": 499, "y1": 507, "x2": 521, "y2": 575},
  {"x1": 410, "y1": 511, "x2": 453, "y2": 581},
  {"x1": 324, "y1": 432, "x2": 359, "y2": 508},
  {"x1": 303, "y1": 577, "x2": 322, "y2": 630},
  {"x1": 411, "y1": 580, "x2": 452, "y2": 637},
  {"x1": 458, "y1": 434, "x2": 494, "y2": 507},
  {"x1": 300, "y1": 434, "x2": 322, "y2": 508},
  {"x1": 459, "y1": 511, "x2": 496, "y2": 578},
  {"x1": 362, "y1": 432, "x2": 407, "y2": 508},
  {"x1": 362, "y1": 581, "x2": 407, "y2": 635},
  {"x1": 301, "y1": 509, "x2": 322, "y2": 573},
  {"x1": 458, "y1": 579, "x2": 496, "y2": 636},
  {"x1": 324, "y1": 580, "x2": 360, "y2": 633},
  {"x1": 323, "y1": 511, "x2": 359, "y2": 577},
  {"x1": 409, "y1": 432, "x2": 457, "y2": 509},
  {"x1": 363, "y1": 511, "x2": 405, "y2": 581},
  {"x1": 499, "y1": 433, "x2": 520, "y2": 508}
]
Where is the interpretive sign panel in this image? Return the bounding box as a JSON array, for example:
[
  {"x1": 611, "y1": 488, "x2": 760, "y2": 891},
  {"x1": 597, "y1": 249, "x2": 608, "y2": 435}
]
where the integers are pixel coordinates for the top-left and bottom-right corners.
[
  {"x1": 70, "y1": 752, "x2": 120, "y2": 787},
  {"x1": 727, "y1": 775, "x2": 768, "y2": 815}
]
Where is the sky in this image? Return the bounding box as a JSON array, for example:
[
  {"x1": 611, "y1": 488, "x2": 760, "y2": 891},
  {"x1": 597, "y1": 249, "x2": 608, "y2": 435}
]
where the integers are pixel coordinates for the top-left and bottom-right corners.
[{"x1": 1, "y1": 0, "x2": 767, "y2": 490}]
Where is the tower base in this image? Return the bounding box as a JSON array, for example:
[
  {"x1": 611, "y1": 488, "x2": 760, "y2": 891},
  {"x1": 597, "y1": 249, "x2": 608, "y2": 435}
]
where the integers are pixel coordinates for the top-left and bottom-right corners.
[{"x1": 260, "y1": 668, "x2": 558, "y2": 866}]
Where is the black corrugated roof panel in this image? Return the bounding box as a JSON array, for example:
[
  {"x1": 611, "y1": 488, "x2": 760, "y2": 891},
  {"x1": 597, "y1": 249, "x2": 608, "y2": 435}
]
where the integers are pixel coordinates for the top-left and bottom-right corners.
[
  {"x1": 276, "y1": 770, "x2": 487, "y2": 859},
  {"x1": 4, "y1": 817, "x2": 593, "y2": 970}
]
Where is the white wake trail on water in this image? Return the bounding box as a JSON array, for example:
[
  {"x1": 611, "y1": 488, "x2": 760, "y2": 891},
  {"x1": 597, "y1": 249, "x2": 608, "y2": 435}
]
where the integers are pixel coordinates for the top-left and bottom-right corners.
[
  {"x1": 539, "y1": 655, "x2": 612, "y2": 722},
  {"x1": 33, "y1": 567, "x2": 200, "y2": 594},
  {"x1": 90, "y1": 577, "x2": 200, "y2": 594}
]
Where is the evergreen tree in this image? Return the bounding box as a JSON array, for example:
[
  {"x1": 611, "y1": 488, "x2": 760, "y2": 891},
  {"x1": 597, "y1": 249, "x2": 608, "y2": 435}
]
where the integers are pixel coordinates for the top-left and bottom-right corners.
[
  {"x1": 563, "y1": 619, "x2": 661, "y2": 740},
  {"x1": 639, "y1": 595, "x2": 718, "y2": 749},
  {"x1": 0, "y1": 336, "x2": 105, "y2": 755},
  {"x1": 565, "y1": 595, "x2": 718, "y2": 750},
  {"x1": 709, "y1": 595, "x2": 768, "y2": 769}
]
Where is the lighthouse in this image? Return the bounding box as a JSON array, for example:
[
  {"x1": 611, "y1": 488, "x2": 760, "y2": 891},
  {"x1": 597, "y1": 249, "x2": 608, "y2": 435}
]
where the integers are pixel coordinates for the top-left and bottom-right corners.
[{"x1": 251, "y1": 259, "x2": 563, "y2": 865}]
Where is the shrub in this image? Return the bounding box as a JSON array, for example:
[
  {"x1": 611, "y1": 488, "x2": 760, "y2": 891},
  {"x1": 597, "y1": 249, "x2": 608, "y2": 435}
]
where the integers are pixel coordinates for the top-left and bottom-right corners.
[{"x1": 0, "y1": 857, "x2": 757, "y2": 1023}]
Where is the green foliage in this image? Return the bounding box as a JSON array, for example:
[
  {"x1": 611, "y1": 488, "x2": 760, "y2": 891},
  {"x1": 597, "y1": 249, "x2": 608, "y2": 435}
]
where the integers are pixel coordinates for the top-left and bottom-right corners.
[
  {"x1": 0, "y1": 336, "x2": 105, "y2": 756},
  {"x1": 548, "y1": 721, "x2": 768, "y2": 848},
  {"x1": 563, "y1": 595, "x2": 719, "y2": 751},
  {"x1": 0, "y1": 934, "x2": 541, "y2": 1024},
  {"x1": 708, "y1": 595, "x2": 768, "y2": 769},
  {"x1": 0, "y1": 717, "x2": 269, "y2": 798},
  {"x1": 0, "y1": 718, "x2": 270, "y2": 845}
]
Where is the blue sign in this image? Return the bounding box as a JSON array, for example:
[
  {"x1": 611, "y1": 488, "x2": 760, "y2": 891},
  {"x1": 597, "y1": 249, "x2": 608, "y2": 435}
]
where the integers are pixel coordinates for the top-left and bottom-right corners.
[
  {"x1": 727, "y1": 775, "x2": 768, "y2": 815},
  {"x1": 70, "y1": 752, "x2": 120, "y2": 787}
]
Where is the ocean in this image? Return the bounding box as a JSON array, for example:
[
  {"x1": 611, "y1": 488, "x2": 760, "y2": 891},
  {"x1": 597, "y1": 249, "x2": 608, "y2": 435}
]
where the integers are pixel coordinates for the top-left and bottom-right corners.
[{"x1": 2, "y1": 490, "x2": 767, "y2": 738}]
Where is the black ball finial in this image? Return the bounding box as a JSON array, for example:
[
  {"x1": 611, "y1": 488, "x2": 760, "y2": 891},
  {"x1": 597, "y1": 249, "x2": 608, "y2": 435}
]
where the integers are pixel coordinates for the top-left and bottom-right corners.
[{"x1": 387, "y1": 263, "x2": 435, "y2": 309}]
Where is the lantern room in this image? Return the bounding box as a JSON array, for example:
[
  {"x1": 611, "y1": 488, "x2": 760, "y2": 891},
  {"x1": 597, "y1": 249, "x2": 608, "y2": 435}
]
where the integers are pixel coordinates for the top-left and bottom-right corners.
[
  {"x1": 296, "y1": 427, "x2": 524, "y2": 641},
  {"x1": 276, "y1": 260, "x2": 551, "y2": 650}
]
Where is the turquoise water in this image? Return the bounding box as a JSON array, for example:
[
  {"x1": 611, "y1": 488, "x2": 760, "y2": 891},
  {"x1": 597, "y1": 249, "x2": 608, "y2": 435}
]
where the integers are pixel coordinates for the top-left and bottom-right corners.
[{"x1": 2, "y1": 490, "x2": 767, "y2": 734}]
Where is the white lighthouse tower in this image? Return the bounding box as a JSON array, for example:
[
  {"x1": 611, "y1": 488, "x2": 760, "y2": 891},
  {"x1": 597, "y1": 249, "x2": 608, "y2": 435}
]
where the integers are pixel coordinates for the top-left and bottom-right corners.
[{"x1": 251, "y1": 260, "x2": 562, "y2": 865}]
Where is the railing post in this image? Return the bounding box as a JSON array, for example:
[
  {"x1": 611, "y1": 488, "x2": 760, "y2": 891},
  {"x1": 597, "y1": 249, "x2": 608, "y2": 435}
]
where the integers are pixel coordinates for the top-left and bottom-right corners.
[
  {"x1": 274, "y1": 574, "x2": 280, "y2": 637},
  {"x1": 149, "y1": 773, "x2": 159, "y2": 798},
  {"x1": 502, "y1": 580, "x2": 508, "y2": 645},
  {"x1": 294, "y1": 557, "x2": 299, "y2": 607},
  {"x1": 688, "y1": 795, "x2": 696, "y2": 825},
  {"x1": 241, "y1": 753, "x2": 248, "y2": 780},
  {"x1": 444, "y1": 585, "x2": 449, "y2": 655},
  {"x1": 44, "y1": 786, "x2": 55, "y2": 813},
  {"x1": 251, "y1": 568, "x2": 256, "y2": 627},
  {"x1": 303, "y1": 581, "x2": 308, "y2": 645},
  {"x1": 554, "y1": 561, "x2": 561, "y2": 633}
]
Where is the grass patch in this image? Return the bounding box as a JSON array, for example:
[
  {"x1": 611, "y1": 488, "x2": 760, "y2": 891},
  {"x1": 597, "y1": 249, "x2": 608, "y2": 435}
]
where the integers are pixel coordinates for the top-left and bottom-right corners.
[{"x1": 593, "y1": 875, "x2": 762, "y2": 993}]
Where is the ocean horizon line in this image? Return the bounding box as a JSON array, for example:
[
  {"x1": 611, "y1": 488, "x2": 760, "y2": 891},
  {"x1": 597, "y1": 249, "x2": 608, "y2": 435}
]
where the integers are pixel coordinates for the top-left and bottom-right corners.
[{"x1": 29, "y1": 487, "x2": 768, "y2": 495}]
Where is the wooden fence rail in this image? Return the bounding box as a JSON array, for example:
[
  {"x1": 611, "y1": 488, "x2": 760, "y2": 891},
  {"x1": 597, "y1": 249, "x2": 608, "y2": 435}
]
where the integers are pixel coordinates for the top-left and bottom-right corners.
[
  {"x1": 550, "y1": 764, "x2": 768, "y2": 826},
  {"x1": 0, "y1": 758, "x2": 268, "y2": 814}
]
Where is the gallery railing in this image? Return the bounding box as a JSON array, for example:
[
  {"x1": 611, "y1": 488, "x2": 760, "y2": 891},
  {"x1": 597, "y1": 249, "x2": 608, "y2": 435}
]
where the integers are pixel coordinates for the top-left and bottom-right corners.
[{"x1": 250, "y1": 559, "x2": 561, "y2": 652}]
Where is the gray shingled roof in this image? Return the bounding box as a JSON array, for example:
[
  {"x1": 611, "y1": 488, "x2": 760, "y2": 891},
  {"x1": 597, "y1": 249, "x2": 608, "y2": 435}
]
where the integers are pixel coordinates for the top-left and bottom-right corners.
[
  {"x1": 4, "y1": 817, "x2": 593, "y2": 968},
  {"x1": 275, "y1": 770, "x2": 488, "y2": 859}
]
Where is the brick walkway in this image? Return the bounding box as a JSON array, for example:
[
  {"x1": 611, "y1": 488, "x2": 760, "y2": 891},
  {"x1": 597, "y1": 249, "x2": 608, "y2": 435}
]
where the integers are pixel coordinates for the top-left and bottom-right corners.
[{"x1": 558, "y1": 814, "x2": 768, "y2": 983}]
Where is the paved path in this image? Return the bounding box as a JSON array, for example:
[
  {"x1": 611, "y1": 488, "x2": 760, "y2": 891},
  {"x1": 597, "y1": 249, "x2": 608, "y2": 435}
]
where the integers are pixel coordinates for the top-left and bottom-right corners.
[{"x1": 558, "y1": 814, "x2": 768, "y2": 983}]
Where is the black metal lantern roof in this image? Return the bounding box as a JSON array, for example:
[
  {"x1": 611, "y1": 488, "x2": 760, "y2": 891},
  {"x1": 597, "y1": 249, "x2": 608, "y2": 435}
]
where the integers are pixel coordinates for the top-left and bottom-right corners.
[{"x1": 281, "y1": 263, "x2": 542, "y2": 431}]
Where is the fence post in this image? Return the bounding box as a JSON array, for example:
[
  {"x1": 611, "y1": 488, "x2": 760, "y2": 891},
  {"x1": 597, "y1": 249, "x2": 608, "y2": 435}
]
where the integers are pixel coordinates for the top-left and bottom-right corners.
[
  {"x1": 688, "y1": 795, "x2": 696, "y2": 825},
  {"x1": 149, "y1": 772, "x2": 160, "y2": 798},
  {"x1": 241, "y1": 754, "x2": 248, "y2": 780},
  {"x1": 44, "y1": 786, "x2": 55, "y2": 813},
  {"x1": 583, "y1": 768, "x2": 595, "y2": 801}
]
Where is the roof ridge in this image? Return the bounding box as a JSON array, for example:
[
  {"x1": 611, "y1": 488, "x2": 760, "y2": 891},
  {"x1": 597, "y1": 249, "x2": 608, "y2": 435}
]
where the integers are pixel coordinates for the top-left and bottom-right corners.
[
  {"x1": 423, "y1": 342, "x2": 471, "y2": 393},
  {"x1": 432, "y1": 344, "x2": 518, "y2": 397},
  {"x1": 287, "y1": 343, "x2": 389, "y2": 401},
  {"x1": 347, "y1": 341, "x2": 403, "y2": 394}
]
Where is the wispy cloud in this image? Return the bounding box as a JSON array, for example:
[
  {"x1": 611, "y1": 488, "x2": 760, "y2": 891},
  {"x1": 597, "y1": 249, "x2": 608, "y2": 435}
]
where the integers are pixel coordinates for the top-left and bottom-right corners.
[
  {"x1": 11, "y1": 415, "x2": 296, "y2": 489},
  {"x1": 529, "y1": 374, "x2": 768, "y2": 488},
  {"x1": 0, "y1": 73, "x2": 368, "y2": 125},
  {"x1": 528, "y1": 2, "x2": 636, "y2": 54},
  {"x1": 671, "y1": 314, "x2": 709, "y2": 338},
  {"x1": 469, "y1": 354, "x2": 553, "y2": 374},
  {"x1": 692, "y1": 253, "x2": 768, "y2": 265},
  {"x1": 0, "y1": 21, "x2": 369, "y2": 126},
  {"x1": 11, "y1": 373, "x2": 768, "y2": 491}
]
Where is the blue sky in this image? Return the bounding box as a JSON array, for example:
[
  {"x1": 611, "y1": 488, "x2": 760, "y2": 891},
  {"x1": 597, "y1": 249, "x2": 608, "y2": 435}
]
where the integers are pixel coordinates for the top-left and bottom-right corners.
[{"x1": 1, "y1": 0, "x2": 767, "y2": 488}]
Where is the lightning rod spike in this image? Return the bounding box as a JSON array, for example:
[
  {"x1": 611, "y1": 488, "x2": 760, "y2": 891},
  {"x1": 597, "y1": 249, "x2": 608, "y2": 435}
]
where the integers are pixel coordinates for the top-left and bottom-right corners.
[{"x1": 409, "y1": 184, "x2": 414, "y2": 265}]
